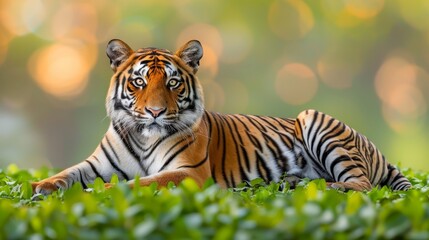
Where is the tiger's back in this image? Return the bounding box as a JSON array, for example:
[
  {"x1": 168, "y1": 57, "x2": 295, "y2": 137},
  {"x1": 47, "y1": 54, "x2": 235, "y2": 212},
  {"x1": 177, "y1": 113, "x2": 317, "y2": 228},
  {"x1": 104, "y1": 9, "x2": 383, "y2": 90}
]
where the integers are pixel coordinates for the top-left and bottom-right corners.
[{"x1": 203, "y1": 110, "x2": 411, "y2": 191}]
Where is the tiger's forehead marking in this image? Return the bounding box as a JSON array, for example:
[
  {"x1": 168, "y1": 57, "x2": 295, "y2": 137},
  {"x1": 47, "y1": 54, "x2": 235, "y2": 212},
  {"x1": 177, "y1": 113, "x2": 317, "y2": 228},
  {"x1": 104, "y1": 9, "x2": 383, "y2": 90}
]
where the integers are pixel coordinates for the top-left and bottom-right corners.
[
  {"x1": 135, "y1": 47, "x2": 173, "y2": 56},
  {"x1": 131, "y1": 48, "x2": 179, "y2": 79}
]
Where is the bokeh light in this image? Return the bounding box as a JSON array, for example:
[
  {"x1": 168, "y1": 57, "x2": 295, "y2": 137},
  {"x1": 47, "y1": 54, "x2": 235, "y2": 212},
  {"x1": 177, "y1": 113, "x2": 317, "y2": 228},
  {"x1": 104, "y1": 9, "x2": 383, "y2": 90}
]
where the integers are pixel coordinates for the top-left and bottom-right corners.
[
  {"x1": 321, "y1": 1, "x2": 363, "y2": 28},
  {"x1": 49, "y1": 2, "x2": 97, "y2": 41},
  {"x1": 28, "y1": 43, "x2": 96, "y2": 99},
  {"x1": 0, "y1": 30, "x2": 12, "y2": 65},
  {"x1": 109, "y1": 18, "x2": 154, "y2": 48},
  {"x1": 219, "y1": 23, "x2": 253, "y2": 64},
  {"x1": 317, "y1": 53, "x2": 359, "y2": 89},
  {"x1": 397, "y1": 0, "x2": 429, "y2": 31},
  {"x1": 268, "y1": 0, "x2": 314, "y2": 40},
  {"x1": 177, "y1": 24, "x2": 223, "y2": 79},
  {"x1": 375, "y1": 57, "x2": 427, "y2": 132},
  {"x1": 344, "y1": 0, "x2": 384, "y2": 19},
  {"x1": 275, "y1": 63, "x2": 318, "y2": 105},
  {"x1": 201, "y1": 80, "x2": 225, "y2": 111},
  {"x1": 174, "y1": 0, "x2": 222, "y2": 23},
  {"x1": 222, "y1": 79, "x2": 249, "y2": 113},
  {"x1": 0, "y1": 0, "x2": 46, "y2": 36}
]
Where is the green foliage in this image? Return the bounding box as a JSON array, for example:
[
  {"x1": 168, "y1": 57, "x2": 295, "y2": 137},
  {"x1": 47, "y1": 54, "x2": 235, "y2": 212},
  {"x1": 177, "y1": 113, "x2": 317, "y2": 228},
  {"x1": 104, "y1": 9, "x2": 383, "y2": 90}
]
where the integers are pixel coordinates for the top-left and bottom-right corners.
[{"x1": 1, "y1": 165, "x2": 429, "y2": 239}]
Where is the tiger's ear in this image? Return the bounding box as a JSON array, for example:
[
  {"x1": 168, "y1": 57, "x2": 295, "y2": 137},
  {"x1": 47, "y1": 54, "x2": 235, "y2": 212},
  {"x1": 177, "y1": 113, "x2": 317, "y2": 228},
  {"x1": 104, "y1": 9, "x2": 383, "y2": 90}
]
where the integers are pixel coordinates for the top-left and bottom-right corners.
[
  {"x1": 106, "y1": 39, "x2": 133, "y2": 72},
  {"x1": 175, "y1": 40, "x2": 203, "y2": 74}
]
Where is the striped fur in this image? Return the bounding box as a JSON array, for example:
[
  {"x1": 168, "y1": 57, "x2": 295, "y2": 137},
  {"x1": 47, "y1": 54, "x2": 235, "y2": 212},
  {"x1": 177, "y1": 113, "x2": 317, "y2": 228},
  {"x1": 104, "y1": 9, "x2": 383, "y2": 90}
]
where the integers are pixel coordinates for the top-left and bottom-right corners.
[{"x1": 32, "y1": 39, "x2": 411, "y2": 195}]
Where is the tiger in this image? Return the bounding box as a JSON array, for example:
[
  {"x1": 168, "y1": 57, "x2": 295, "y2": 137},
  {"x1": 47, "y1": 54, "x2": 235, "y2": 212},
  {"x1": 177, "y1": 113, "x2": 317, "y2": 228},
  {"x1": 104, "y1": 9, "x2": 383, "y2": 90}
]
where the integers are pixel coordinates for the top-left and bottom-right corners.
[{"x1": 31, "y1": 39, "x2": 412, "y2": 195}]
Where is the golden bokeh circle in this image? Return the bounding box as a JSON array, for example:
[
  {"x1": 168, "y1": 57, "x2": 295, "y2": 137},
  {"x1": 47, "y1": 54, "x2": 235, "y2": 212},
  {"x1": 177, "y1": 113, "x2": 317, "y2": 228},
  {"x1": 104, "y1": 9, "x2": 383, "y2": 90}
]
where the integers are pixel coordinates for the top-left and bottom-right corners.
[
  {"x1": 275, "y1": 63, "x2": 318, "y2": 105},
  {"x1": 28, "y1": 43, "x2": 93, "y2": 99}
]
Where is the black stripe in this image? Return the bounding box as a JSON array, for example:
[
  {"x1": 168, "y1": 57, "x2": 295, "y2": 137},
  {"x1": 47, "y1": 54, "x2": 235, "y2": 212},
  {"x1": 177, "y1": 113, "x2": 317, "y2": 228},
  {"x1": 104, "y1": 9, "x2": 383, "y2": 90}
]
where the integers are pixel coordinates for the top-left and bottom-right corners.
[
  {"x1": 295, "y1": 118, "x2": 325, "y2": 172},
  {"x1": 270, "y1": 117, "x2": 295, "y2": 134},
  {"x1": 239, "y1": 116, "x2": 265, "y2": 151},
  {"x1": 310, "y1": 113, "x2": 325, "y2": 155},
  {"x1": 100, "y1": 142, "x2": 129, "y2": 180},
  {"x1": 242, "y1": 115, "x2": 267, "y2": 132},
  {"x1": 321, "y1": 132, "x2": 356, "y2": 164},
  {"x1": 228, "y1": 115, "x2": 251, "y2": 172},
  {"x1": 231, "y1": 114, "x2": 250, "y2": 131},
  {"x1": 382, "y1": 164, "x2": 395, "y2": 185},
  {"x1": 255, "y1": 116, "x2": 279, "y2": 131},
  {"x1": 229, "y1": 171, "x2": 236, "y2": 188},
  {"x1": 210, "y1": 113, "x2": 230, "y2": 187},
  {"x1": 178, "y1": 154, "x2": 208, "y2": 169},
  {"x1": 329, "y1": 155, "x2": 351, "y2": 180},
  {"x1": 219, "y1": 117, "x2": 231, "y2": 187},
  {"x1": 84, "y1": 159, "x2": 106, "y2": 182},
  {"x1": 273, "y1": 129, "x2": 294, "y2": 149},
  {"x1": 392, "y1": 179, "x2": 410, "y2": 190},
  {"x1": 371, "y1": 152, "x2": 380, "y2": 184},
  {"x1": 143, "y1": 136, "x2": 168, "y2": 158},
  {"x1": 247, "y1": 132, "x2": 263, "y2": 152},
  {"x1": 112, "y1": 74, "x2": 122, "y2": 107},
  {"x1": 256, "y1": 116, "x2": 291, "y2": 170},
  {"x1": 159, "y1": 139, "x2": 195, "y2": 172},
  {"x1": 336, "y1": 164, "x2": 360, "y2": 181},
  {"x1": 256, "y1": 151, "x2": 272, "y2": 182},
  {"x1": 223, "y1": 115, "x2": 248, "y2": 184},
  {"x1": 343, "y1": 173, "x2": 365, "y2": 182},
  {"x1": 105, "y1": 135, "x2": 121, "y2": 163},
  {"x1": 189, "y1": 74, "x2": 198, "y2": 100},
  {"x1": 305, "y1": 111, "x2": 319, "y2": 153},
  {"x1": 77, "y1": 168, "x2": 88, "y2": 189},
  {"x1": 390, "y1": 172, "x2": 405, "y2": 185},
  {"x1": 164, "y1": 137, "x2": 190, "y2": 157},
  {"x1": 212, "y1": 113, "x2": 222, "y2": 148},
  {"x1": 320, "y1": 130, "x2": 351, "y2": 166},
  {"x1": 211, "y1": 165, "x2": 217, "y2": 183},
  {"x1": 112, "y1": 123, "x2": 147, "y2": 175},
  {"x1": 179, "y1": 116, "x2": 213, "y2": 170},
  {"x1": 315, "y1": 119, "x2": 340, "y2": 157},
  {"x1": 261, "y1": 131, "x2": 285, "y2": 172},
  {"x1": 376, "y1": 155, "x2": 387, "y2": 185}
]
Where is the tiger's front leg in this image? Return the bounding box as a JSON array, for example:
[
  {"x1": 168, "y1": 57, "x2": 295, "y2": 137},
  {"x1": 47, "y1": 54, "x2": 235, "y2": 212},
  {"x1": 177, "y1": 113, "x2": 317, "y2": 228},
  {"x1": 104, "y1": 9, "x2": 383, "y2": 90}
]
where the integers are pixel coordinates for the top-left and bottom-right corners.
[
  {"x1": 32, "y1": 161, "x2": 100, "y2": 195},
  {"x1": 32, "y1": 128, "x2": 142, "y2": 195},
  {"x1": 104, "y1": 168, "x2": 210, "y2": 189}
]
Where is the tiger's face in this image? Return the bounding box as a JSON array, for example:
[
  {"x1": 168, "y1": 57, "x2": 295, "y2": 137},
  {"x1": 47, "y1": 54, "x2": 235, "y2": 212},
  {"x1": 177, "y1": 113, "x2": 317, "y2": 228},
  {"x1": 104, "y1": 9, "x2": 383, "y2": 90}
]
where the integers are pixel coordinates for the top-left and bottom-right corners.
[{"x1": 105, "y1": 39, "x2": 204, "y2": 138}]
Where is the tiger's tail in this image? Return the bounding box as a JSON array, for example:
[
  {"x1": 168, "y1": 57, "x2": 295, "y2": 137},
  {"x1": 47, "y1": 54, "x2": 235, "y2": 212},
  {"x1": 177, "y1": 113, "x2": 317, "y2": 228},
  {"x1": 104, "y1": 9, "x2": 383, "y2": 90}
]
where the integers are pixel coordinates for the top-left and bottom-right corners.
[{"x1": 383, "y1": 163, "x2": 412, "y2": 191}]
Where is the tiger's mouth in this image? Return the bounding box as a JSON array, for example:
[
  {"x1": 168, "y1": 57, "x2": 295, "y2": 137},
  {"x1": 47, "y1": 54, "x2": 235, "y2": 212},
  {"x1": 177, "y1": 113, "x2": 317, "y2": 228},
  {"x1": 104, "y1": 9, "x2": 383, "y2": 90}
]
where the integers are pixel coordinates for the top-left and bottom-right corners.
[
  {"x1": 147, "y1": 122, "x2": 162, "y2": 129},
  {"x1": 133, "y1": 118, "x2": 180, "y2": 136},
  {"x1": 124, "y1": 109, "x2": 197, "y2": 137}
]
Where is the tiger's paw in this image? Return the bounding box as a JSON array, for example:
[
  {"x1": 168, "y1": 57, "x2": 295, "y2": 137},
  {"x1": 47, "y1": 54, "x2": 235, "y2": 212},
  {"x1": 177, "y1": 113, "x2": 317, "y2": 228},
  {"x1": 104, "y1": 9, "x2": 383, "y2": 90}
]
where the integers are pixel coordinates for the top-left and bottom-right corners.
[
  {"x1": 326, "y1": 181, "x2": 371, "y2": 192},
  {"x1": 280, "y1": 175, "x2": 301, "y2": 190},
  {"x1": 32, "y1": 179, "x2": 67, "y2": 195},
  {"x1": 326, "y1": 182, "x2": 346, "y2": 191}
]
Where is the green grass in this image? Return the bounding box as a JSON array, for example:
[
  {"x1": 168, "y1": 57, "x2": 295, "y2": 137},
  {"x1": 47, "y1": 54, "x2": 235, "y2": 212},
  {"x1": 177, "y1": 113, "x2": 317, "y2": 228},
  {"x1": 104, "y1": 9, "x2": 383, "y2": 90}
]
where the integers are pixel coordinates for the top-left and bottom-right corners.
[{"x1": 1, "y1": 164, "x2": 429, "y2": 239}]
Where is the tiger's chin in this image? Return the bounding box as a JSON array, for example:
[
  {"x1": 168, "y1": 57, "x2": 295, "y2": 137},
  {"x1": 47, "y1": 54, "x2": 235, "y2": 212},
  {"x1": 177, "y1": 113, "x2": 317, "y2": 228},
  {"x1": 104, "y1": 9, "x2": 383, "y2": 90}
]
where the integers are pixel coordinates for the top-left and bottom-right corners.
[{"x1": 136, "y1": 123, "x2": 179, "y2": 138}]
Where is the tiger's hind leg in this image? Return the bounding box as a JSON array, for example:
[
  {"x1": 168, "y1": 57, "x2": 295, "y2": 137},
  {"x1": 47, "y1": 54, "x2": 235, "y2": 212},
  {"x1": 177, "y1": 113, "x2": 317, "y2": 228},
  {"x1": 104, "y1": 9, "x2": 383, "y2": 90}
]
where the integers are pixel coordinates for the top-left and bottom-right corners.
[
  {"x1": 293, "y1": 109, "x2": 373, "y2": 191},
  {"x1": 314, "y1": 147, "x2": 372, "y2": 191}
]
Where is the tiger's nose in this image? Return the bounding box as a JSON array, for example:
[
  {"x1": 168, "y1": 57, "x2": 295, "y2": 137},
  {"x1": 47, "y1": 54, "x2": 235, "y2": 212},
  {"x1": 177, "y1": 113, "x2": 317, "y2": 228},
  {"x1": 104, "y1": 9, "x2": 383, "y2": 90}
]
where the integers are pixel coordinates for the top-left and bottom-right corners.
[{"x1": 145, "y1": 107, "x2": 166, "y2": 118}]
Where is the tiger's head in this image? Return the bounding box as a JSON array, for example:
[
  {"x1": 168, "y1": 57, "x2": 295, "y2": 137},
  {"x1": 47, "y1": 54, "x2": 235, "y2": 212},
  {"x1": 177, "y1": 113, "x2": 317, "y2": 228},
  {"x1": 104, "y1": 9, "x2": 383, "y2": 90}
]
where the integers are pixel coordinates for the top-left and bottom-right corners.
[{"x1": 105, "y1": 39, "x2": 204, "y2": 138}]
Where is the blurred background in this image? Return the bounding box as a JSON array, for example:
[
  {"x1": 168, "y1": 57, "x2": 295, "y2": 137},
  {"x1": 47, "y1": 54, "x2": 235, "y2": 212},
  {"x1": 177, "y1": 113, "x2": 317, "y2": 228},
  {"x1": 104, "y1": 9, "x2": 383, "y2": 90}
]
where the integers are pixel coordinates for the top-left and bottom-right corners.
[{"x1": 0, "y1": 0, "x2": 428, "y2": 171}]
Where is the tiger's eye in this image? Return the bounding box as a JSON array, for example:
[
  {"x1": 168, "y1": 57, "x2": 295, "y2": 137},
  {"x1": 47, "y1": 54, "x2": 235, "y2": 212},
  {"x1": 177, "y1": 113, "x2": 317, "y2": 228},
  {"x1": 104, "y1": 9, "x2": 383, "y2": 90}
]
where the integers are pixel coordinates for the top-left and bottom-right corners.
[
  {"x1": 136, "y1": 79, "x2": 144, "y2": 86},
  {"x1": 132, "y1": 78, "x2": 145, "y2": 88},
  {"x1": 168, "y1": 79, "x2": 181, "y2": 88}
]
